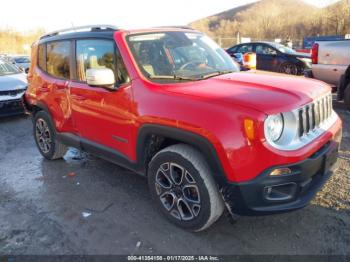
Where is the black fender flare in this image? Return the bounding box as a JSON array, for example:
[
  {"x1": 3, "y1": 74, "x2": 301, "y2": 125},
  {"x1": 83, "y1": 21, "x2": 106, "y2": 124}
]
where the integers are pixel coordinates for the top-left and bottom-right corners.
[
  {"x1": 24, "y1": 99, "x2": 50, "y2": 116},
  {"x1": 136, "y1": 124, "x2": 227, "y2": 185}
]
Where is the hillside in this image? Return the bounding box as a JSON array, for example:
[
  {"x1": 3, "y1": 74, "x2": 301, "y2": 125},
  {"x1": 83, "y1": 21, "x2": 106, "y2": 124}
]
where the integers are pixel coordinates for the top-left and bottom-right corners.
[{"x1": 189, "y1": 0, "x2": 350, "y2": 43}]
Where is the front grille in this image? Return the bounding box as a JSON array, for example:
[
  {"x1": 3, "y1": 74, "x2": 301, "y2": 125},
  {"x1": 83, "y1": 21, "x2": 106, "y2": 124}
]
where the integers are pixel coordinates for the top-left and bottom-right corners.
[
  {"x1": 0, "y1": 89, "x2": 26, "y2": 97},
  {"x1": 298, "y1": 93, "x2": 333, "y2": 137}
]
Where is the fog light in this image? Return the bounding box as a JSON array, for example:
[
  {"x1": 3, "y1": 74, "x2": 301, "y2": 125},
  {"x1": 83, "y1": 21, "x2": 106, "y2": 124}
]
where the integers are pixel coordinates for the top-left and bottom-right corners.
[
  {"x1": 264, "y1": 183, "x2": 297, "y2": 201},
  {"x1": 269, "y1": 167, "x2": 292, "y2": 176}
]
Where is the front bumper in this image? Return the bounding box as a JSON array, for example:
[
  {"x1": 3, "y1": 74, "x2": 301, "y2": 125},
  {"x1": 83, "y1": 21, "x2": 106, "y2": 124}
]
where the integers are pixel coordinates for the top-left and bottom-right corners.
[
  {"x1": 0, "y1": 98, "x2": 25, "y2": 117},
  {"x1": 222, "y1": 129, "x2": 342, "y2": 216}
]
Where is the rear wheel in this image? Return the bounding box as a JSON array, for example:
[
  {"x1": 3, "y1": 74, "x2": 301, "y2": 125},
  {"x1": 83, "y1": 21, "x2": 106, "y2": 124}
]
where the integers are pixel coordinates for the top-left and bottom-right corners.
[
  {"x1": 279, "y1": 63, "x2": 298, "y2": 75},
  {"x1": 34, "y1": 111, "x2": 67, "y2": 160},
  {"x1": 344, "y1": 84, "x2": 350, "y2": 111},
  {"x1": 148, "y1": 144, "x2": 224, "y2": 231}
]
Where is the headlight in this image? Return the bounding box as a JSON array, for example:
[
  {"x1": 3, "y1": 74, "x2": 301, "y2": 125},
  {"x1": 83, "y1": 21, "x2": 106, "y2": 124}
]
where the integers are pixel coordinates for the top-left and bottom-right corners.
[{"x1": 264, "y1": 114, "x2": 284, "y2": 142}]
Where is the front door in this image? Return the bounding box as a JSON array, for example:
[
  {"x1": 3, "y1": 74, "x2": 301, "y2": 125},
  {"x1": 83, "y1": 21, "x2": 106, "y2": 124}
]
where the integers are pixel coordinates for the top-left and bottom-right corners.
[{"x1": 69, "y1": 39, "x2": 134, "y2": 158}]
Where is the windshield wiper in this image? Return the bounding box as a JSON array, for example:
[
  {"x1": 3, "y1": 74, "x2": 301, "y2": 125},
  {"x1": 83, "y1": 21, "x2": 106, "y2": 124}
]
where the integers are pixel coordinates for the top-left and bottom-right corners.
[
  {"x1": 148, "y1": 74, "x2": 199, "y2": 81},
  {"x1": 199, "y1": 70, "x2": 235, "y2": 80}
]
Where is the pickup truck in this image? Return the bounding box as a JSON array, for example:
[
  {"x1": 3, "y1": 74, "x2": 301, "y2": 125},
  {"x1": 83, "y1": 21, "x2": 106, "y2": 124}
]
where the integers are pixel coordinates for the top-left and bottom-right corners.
[{"x1": 310, "y1": 40, "x2": 350, "y2": 110}]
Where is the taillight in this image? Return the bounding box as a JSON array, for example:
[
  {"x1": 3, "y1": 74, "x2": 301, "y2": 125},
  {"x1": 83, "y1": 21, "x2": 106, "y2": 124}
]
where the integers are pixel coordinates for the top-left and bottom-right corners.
[{"x1": 311, "y1": 43, "x2": 319, "y2": 64}]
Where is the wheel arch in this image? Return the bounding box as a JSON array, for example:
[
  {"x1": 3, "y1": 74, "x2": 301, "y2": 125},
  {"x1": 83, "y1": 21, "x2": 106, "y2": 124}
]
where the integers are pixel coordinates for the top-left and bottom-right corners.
[
  {"x1": 24, "y1": 99, "x2": 50, "y2": 117},
  {"x1": 136, "y1": 124, "x2": 226, "y2": 184}
]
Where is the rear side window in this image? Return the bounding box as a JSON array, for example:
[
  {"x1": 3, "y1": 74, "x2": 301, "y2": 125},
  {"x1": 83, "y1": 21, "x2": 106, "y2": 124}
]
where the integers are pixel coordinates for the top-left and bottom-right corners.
[
  {"x1": 38, "y1": 44, "x2": 46, "y2": 71},
  {"x1": 76, "y1": 39, "x2": 129, "y2": 85},
  {"x1": 236, "y1": 44, "x2": 253, "y2": 54},
  {"x1": 46, "y1": 41, "x2": 71, "y2": 79}
]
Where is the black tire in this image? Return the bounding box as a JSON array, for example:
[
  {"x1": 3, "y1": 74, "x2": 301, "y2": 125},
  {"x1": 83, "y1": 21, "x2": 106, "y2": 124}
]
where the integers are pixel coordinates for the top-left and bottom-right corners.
[
  {"x1": 148, "y1": 144, "x2": 224, "y2": 232},
  {"x1": 337, "y1": 74, "x2": 346, "y2": 101},
  {"x1": 344, "y1": 84, "x2": 350, "y2": 111},
  {"x1": 33, "y1": 111, "x2": 67, "y2": 160},
  {"x1": 278, "y1": 63, "x2": 298, "y2": 75}
]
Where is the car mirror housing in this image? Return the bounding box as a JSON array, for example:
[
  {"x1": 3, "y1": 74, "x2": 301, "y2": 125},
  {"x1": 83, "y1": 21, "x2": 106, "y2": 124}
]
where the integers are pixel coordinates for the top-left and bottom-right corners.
[{"x1": 86, "y1": 68, "x2": 116, "y2": 90}]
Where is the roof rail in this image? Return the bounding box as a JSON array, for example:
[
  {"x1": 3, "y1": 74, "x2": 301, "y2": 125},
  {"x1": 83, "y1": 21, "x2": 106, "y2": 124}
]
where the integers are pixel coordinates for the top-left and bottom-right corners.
[{"x1": 40, "y1": 24, "x2": 119, "y2": 39}]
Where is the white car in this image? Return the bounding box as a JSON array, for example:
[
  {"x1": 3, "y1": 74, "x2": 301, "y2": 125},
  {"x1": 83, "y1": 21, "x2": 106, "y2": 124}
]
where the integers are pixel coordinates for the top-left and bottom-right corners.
[{"x1": 0, "y1": 60, "x2": 27, "y2": 117}]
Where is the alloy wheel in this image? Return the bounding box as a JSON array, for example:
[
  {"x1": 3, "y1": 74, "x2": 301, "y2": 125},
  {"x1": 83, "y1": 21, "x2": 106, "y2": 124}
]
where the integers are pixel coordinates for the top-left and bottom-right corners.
[
  {"x1": 35, "y1": 118, "x2": 52, "y2": 154},
  {"x1": 280, "y1": 63, "x2": 298, "y2": 75},
  {"x1": 155, "y1": 162, "x2": 201, "y2": 221}
]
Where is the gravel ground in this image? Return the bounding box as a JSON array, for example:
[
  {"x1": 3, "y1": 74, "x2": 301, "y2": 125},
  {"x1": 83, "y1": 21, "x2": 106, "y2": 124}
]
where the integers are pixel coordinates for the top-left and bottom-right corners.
[{"x1": 0, "y1": 107, "x2": 349, "y2": 256}]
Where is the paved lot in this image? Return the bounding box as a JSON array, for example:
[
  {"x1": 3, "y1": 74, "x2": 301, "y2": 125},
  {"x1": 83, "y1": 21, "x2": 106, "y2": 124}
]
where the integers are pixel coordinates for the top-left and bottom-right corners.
[{"x1": 0, "y1": 107, "x2": 349, "y2": 255}]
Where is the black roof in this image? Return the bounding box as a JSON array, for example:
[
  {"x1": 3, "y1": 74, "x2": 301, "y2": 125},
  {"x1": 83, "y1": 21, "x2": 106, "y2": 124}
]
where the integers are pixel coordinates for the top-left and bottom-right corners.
[
  {"x1": 38, "y1": 25, "x2": 119, "y2": 44},
  {"x1": 235, "y1": 41, "x2": 277, "y2": 46},
  {"x1": 38, "y1": 30, "x2": 116, "y2": 44}
]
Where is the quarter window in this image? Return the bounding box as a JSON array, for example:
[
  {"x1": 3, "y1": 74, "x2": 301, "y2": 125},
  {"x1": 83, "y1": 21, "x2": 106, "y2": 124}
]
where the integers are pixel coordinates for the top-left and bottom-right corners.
[
  {"x1": 76, "y1": 40, "x2": 130, "y2": 85},
  {"x1": 46, "y1": 41, "x2": 71, "y2": 79},
  {"x1": 38, "y1": 44, "x2": 46, "y2": 71}
]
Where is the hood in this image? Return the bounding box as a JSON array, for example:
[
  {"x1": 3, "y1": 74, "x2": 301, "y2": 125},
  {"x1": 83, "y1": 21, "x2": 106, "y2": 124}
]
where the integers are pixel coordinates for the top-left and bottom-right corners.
[
  {"x1": 0, "y1": 73, "x2": 27, "y2": 91},
  {"x1": 161, "y1": 71, "x2": 330, "y2": 115}
]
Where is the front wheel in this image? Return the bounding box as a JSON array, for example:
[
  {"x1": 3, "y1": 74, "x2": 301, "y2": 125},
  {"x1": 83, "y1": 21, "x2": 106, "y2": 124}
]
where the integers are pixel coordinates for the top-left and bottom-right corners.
[
  {"x1": 34, "y1": 111, "x2": 67, "y2": 160},
  {"x1": 279, "y1": 63, "x2": 298, "y2": 75},
  {"x1": 148, "y1": 144, "x2": 224, "y2": 231}
]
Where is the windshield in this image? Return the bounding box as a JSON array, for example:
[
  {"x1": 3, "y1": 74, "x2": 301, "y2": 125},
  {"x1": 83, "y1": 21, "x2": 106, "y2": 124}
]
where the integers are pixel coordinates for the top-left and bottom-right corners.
[
  {"x1": 127, "y1": 31, "x2": 239, "y2": 81},
  {"x1": 0, "y1": 61, "x2": 21, "y2": 76},
  {"x1": 14, "y1": 57, "x2": 30, "y2": 63},
  {"x1": 270, "y1": 43, "x2": 296, "y2": 54}
]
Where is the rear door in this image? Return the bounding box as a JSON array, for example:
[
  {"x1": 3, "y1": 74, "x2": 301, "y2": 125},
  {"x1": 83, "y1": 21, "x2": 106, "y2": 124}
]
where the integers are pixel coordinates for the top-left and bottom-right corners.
[
  {"x1": 69, "y1": 39, "x2": 134, "y2": 157},
  {"x1": 37, "y1": 40, "x2": 74, "y2": 132}
]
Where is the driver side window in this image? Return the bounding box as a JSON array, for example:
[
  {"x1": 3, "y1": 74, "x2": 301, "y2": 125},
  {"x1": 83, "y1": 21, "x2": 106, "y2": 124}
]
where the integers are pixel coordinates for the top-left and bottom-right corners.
[{"x1": 75, "y1": 39, "x2": 129, "y2": 85}]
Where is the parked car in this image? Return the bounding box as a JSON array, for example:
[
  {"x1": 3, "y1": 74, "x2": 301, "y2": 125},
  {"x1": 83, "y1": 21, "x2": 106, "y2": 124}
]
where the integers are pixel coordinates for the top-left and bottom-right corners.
[
  {"x1": 11, "y1": 56, "x2": 31, "y2": 74},
  {"x1": 307, "y1": 40, "x2": 350, "y2": 110},
  {"x1": 25, "y1": 25, "x2": 342, "y2": 231},
  {"x1": 0, "y1": 60, "x2": 27, "y2": 117},
  {"x1": 226, "y1": 41, "x2": 312, "y2": 75}
]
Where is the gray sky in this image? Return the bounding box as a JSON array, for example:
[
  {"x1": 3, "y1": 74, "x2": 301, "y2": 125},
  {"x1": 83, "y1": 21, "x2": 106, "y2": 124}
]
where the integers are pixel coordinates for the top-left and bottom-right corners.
[{"x1": 0, "y1": 0, "x2": 341, "y2": 32}]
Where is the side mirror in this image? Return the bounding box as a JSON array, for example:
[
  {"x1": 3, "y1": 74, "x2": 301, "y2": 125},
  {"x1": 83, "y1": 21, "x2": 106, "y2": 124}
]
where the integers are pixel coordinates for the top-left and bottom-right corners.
[{"x1": 86, "y1": 68, "x2": 116, "y2": 90}]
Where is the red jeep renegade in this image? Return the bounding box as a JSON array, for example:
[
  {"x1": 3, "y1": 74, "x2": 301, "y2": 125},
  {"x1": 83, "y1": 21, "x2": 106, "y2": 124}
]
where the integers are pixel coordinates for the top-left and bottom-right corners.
[{"x1": 25, "y1": 25, "x2": 342, "y2": 231}]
